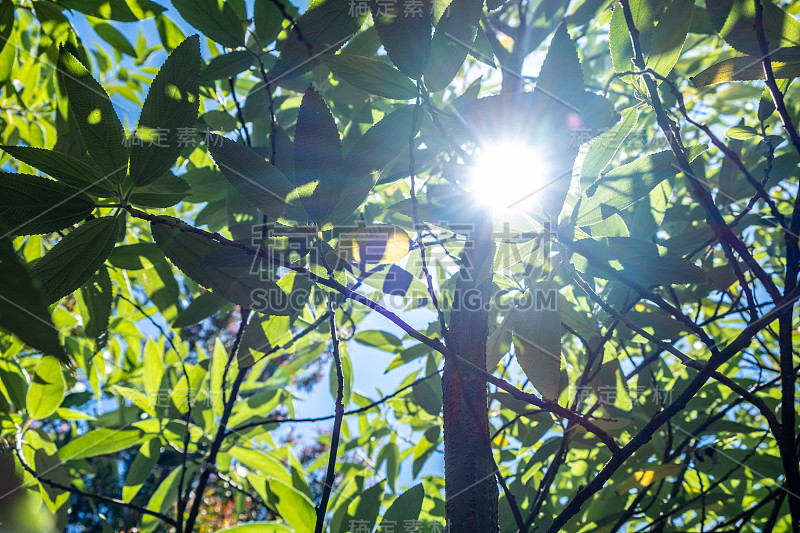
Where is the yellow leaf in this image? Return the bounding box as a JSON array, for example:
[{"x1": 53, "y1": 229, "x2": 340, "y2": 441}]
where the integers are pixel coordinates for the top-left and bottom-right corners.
[
  {"x1": 692, "y1": 57, "x2": 800, "y2": 87},
  {"x1": 617, "y1": 463, "x2": 684, "y2": 493},
  {"x1": 335, "y1": 225, "x2": 411, "y2": 265}
]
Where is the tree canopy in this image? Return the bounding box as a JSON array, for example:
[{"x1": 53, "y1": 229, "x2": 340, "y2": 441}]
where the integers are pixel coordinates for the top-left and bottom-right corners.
[{"x1": 1, "y1": 0, "x2": 800, "y2": 532}]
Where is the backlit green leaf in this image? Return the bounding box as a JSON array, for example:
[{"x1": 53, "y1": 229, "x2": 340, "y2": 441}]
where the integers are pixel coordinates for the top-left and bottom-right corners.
[
  {"x1": 26, "y1": 356, "x2": 65, "y2": 419},
  {"x1": 646, "y1": 0, "x2": 693, "y2": 79},
  {"x1": 707, "y1": 0, "x2": 800, "y2": 61},
  {"x1": 88, "y1": 17, "x2": 137, "y2": 57},
  {"x1": 58, "y1": 0, "x2": 165, "y2": 22},
  {"x1": 576, "y1": 144, "x2": 707, "y2": 225},
  {"x1": 58, "y1": 428, "x2": 144, "y2": 460}
]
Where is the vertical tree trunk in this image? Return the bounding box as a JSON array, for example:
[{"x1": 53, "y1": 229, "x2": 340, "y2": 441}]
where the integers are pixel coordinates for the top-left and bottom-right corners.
[{"x1": 442, "y1": 207, "x2": 499, "y2": 532}]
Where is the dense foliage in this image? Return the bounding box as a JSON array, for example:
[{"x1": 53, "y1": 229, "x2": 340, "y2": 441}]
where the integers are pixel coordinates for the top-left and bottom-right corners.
[{"x1": 0, "y1": 0, "x2": 799, "y2": 531}]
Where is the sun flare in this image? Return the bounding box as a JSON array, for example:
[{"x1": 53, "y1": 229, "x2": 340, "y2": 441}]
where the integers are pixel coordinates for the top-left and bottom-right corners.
[{"x1": 469, "y1": 141, "x2": 549, "y2": 212}]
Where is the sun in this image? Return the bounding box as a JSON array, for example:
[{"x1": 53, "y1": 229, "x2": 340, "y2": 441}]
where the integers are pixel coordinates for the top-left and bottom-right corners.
[{"x1": 468, "y1": 140, "x2": 550, "y2": 212}]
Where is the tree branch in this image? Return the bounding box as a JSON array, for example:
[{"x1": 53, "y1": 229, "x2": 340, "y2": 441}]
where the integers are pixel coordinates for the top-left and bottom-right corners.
[
  {"x1": 183, "y1": 310, "x2": 251, "y2": 533},
  {"x1": 544, "y1": 284, "x2": 800, "y2": 532},
  {"x1": 754, "y1": 2, "x2": 800, "y2": 527},
  {"x1": 314, "y1": 304, "x2": 344, "y2": 533},
  {"x1": 13, "y1": 432, "x2": 178, "y2": 528}
]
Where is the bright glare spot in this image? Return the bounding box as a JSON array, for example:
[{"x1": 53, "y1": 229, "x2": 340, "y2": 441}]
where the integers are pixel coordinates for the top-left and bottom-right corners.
[
  {"x1": 469, "y1": 141, "x2": 548, "y2": 211},
  {"x1": 87, "y1": 109, "x2": 102, "y2": 125},
  {"x1": 166, "y1": 83, "x2": 182, "y2": 100}
]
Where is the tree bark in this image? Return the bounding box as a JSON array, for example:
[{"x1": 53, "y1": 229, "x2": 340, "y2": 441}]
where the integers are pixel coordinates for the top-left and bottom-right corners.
[{"x1": 442, "y1": 206, "x2": 499, "y2": 532}]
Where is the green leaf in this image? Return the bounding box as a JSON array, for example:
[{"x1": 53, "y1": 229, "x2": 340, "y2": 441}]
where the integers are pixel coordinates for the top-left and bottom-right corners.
[
  {"x1": 372, "y1": 0, "x2": 433, "y2": 80},
  {"x1": 571, "y1": 237, "x2": 712, "y2": 286},
  {"x1": 381, "y1": 484, "x2": 424, "y2": 529},
  {"x1": 33, "y1": 448, "x2": 70, "y2": 512},
  {"x1": 0, "y1": 16, "x2": 15, "y2": 84},
  {"x1": 1, "y1": 146, "x2": 115, "y2": 195},
  {"x1": 707, "y1": 0, "x2": 800, "y2": 61},
  {"x1": 229, "y1": 447, "x2": 292, "y2": 483},
  {"x1": 79, "y1": 267, "x2": 112, "y2": 346},
  {"x1": 151, "y1": 221, "x2": 292, "y2": 311},
  {"x1": 377, "y1": 442, "x2": 400, "y2": 489},
  {"x1": 512, "y1": 280, "x2": 563, "y2": 400},
  {"x1": 268, "y1": 478, "x2": 315, "y2": 533},
  {"x1": 353, "y1": 329, "x2": 403, "y2": 352},
  {"x1": 57, "y1": 0, "x2": 165, "y2": 22},
  {"x1": 58, "y1": 428, "x2": 144, "y2": 461},
  {"x1": 217, "y1": 524, "x2": 291, "y2": 533},
  {"x1": 423, "y1": 0, "x2": 483, "y2": 91},
  {"x1": 122, "y1": 437, "x2": 160, "y2": 502},
  {"x1": 579, "y1": 107, "x2": 639, "y2": 186},
  {"x1": 319, "y1": 54, "x2": 418, "y2": 99},
  {"x1": 329, "y1": 343, "x2": 352, "y2": 406},
  {"x1": 646, "y1": 0, "x2": 693, "y2": 79},
  {"x1": 692, "y1": 57, "x2": 800, "y2": 86},
  {"x1": 609, "y1": 0, "x2": 658, "y2": 75},
  {"x1": 206, "y1": 134, "x2": 304, "y2": 222},
  {"x1": 31, "y1": 216, "x2": 121, "y2": 303},
  {"x1": 269, "y1": 0, "x2": 364, "y2": 81},
  {"x1": 26, "y1": 356, "x2": 66, "y2": 419},
  {"x1": 486, "y1": 312, "x2": 512, "y2": 370},
  {"x1": 88, "y1": 17, "x2": 137, "y2": 57},
  {"x1": 0, "y1": 1, "x2": 13, "y2": 58},
  {"x1": 350, "y1": 481, "x2": 384, "y2": 532},
  {"x1": 142, "y1": 464, "x2": 197, "y2": 533},
  {"x1": 171, "y1": 0, "x2": 244, "y2": 48},
  {"x1": 726, "y1": 124, "x2": 759, "y2": 139},
  {"x1": 333, "y1": 106, "x2": 417, "y2": 222},
  {"x1": 0, "y1": 173, "x2": 95, "y2": 236},
  {"x1": 254, "y1": 0, "x2": 298, "y2": 44},
  {"x1": 199, "y1": 50, "x2": 254, "y2": 82},
  {"x1": 33, "y1": 1, "x2": 71, "y2": 46},
  {"x1": 0, "y1": 232, "x2": 65, "y2": 360},
  {"x1": 171, "y1": 364, "x2": 206, "y2": 413},
  {"x1": 172, "y1": 290, "x2": 229, "y2": 328},
  {"x1": 156, "y1": 14, "x2": 186, "y2": 51},
  {"x1": 129, "y1": 35, "x2": 200, "y2": 188},
  {"x1": 129, "y1": 172, "x2": 190, "y2": 208},
  {"x1": 292, "y1": 86, "x2": 345, "y2": 223},
  {"x1": 576, "y1": 144, "x2": 708, "y2": 226},
  {"x1": 58, "y1": 48, "x2": 128, "y2": 183}
]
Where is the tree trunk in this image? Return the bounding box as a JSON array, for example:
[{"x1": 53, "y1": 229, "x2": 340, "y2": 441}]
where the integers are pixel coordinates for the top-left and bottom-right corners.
[{"x1": 442, "y1": 207, "x2": 499, "y2": 532}]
